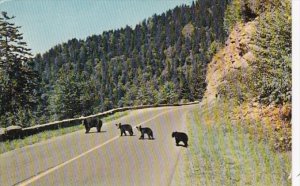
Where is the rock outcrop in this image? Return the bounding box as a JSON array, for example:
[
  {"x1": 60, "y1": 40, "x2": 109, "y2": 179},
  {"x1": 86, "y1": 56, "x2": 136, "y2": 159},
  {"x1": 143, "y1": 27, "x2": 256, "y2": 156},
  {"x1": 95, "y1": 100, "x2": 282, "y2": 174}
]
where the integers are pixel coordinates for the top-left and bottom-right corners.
[
  {"x1": 204, "y1": 21, "x2": 256, "y2": 102},
  {"x1": 202, "y1": 19, "x2": 291, "y2": 151}
]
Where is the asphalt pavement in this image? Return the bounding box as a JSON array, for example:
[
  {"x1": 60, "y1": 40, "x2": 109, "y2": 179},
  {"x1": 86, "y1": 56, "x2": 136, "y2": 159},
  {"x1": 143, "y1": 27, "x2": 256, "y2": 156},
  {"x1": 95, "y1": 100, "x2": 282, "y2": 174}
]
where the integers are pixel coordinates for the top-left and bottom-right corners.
[{"x1": 0, "y1": 104, "x2": 198, "y2": 186}]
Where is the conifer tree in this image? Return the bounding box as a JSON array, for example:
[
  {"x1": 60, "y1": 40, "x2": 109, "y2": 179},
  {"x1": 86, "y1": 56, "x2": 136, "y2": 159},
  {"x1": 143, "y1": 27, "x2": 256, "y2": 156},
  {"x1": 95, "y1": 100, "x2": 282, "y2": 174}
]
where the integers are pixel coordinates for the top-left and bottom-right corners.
[
  {"x1": 50, "y1": 63, "x2": 82, "y2": 119},
  {"x1": 30, "y1": 0, "x2": 231, "y2": 123},
  {"x1": 251, "y1": 0, "x2": 291, "y2": 104},
  {"x1": 0, "y1": 12, "x2": 39, "y2": 127}
]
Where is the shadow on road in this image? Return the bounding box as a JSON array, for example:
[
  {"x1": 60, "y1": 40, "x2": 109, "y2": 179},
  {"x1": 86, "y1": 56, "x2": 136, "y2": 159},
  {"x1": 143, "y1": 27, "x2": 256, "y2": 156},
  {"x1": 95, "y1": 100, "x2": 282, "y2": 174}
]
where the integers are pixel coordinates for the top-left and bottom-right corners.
[
  {"x1": 85, "y1": 131, "x2": 107, "y2": 134},
  {"x1": 138, "y1": 138, "x2": 155, "y2": 140},
  {"x1": 176, "y1": 144, "x2": 188, "y2": 148},
  {"x1": 120, "y1": 135, "x2": 136, "y2": 137}
]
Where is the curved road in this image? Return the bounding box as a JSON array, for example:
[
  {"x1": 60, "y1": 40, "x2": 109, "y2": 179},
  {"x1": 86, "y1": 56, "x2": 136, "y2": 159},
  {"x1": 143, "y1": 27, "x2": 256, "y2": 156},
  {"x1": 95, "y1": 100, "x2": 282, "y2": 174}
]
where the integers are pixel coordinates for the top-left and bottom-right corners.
[{"x1": 0, "y1": 104, "x2": 197, "y2": 186}]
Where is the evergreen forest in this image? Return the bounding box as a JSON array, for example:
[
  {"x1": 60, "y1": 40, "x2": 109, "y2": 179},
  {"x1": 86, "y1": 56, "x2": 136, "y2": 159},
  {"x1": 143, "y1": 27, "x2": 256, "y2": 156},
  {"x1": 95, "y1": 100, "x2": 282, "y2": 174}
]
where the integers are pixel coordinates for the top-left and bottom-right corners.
[
  {"x1": 1, "y1": 0, "x2": 230, "y2": 127},
  {"x1": 0, "y1": 0, "x2": 291, "y2": 132}
]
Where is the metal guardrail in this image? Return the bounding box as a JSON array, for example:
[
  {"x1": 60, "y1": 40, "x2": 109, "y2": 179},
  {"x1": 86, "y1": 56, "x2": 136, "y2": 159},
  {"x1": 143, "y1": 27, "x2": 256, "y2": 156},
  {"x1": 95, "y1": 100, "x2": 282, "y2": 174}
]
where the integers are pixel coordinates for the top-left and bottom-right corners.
[{"x1": 0, "y1": 101, "x2": 199, "y2": 141}]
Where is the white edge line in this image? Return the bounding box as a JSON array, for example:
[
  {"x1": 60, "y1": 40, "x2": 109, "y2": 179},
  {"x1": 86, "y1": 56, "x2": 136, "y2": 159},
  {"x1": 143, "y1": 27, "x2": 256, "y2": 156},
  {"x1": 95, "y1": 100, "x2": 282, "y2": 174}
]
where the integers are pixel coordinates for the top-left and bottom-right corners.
[{"x1": 18, "y1": 108, "x2": 179, "y2": 186}]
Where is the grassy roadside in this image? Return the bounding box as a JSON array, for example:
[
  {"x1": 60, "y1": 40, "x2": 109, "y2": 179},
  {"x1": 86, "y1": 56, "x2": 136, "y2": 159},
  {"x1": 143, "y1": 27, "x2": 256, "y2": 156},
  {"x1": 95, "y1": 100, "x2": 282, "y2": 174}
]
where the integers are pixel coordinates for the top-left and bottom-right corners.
[
  {"x1": 0, "y1": 111, "x2": 129, "y2": 154},
  {"x1": 173, "y1": 101, "x2": 291, "y2": 186}
]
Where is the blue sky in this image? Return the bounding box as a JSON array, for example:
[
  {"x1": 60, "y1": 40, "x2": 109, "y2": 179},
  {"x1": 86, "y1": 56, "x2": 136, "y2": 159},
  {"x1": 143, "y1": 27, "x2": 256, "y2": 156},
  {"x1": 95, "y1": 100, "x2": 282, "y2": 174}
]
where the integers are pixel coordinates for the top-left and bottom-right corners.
[{"x1": 0, "y1": 0, "x2": 195, "y2": 54}]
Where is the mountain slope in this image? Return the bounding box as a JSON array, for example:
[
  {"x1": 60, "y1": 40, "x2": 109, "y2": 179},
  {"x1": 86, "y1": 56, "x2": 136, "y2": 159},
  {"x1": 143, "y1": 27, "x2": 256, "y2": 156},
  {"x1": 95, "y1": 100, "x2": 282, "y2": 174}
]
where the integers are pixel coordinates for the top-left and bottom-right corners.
[
  {"x1": 29, "y1": 0, "x2": 230, "y2": 125},
  {"x1": 204, "y1": 21, "x2": 256, "y2": 102},
  {"x1": 202, "y1": 0, "x2": 291, "y2": 151}
]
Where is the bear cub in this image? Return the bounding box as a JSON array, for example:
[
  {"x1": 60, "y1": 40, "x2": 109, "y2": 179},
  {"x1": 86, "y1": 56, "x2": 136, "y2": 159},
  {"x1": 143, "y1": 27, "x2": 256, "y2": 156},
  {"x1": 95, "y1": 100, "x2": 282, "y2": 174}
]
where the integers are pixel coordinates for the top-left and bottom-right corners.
[
  {"x1": 136, "y1": 125, "x2": 154, "y2": 140},
  {"x1": 83, "y1": 118, "x2": 103, "y2": 133},
  {"x1": 116, "y1": 123, "x2": 133, "y2": 136},
  {"x1": 172, "y1": 131, "x2": 188, "y2": 147}
]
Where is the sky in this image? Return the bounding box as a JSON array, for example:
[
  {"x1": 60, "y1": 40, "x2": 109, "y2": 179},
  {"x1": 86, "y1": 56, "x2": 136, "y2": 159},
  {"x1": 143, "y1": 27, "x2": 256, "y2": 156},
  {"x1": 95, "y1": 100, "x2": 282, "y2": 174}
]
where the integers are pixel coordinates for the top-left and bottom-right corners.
[{"x1": 0, "y1": 0, "x2": 195, "y2": 54}]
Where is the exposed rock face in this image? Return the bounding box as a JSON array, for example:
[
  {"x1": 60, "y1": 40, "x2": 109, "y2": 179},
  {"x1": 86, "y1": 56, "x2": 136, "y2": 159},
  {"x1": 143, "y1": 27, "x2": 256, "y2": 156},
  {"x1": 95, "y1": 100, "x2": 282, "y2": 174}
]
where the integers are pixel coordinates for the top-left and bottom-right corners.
[
  {"x1": 202, "y1": 19, "x2": 291, "y2": 151},
  {"x1": 203, "y1": 21, "x2": 256, "y2": 103}
]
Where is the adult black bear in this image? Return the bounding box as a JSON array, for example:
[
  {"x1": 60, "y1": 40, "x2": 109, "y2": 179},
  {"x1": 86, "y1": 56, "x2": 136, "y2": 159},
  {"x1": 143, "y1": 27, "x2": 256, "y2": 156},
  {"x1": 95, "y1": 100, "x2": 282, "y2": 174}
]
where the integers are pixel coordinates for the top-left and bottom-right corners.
[
  {"x1": 116, "y1": 123, "x2": 133, "y2": 136},
  {"x1": 83, "y1": 118, "x2": 103, "y2": 133},
  {"x1": 172, "y1": 131, "x2": 188, "y2": 147},
  {"x1": 136, "y1": 125, "x2": 154, "y2": 140}
]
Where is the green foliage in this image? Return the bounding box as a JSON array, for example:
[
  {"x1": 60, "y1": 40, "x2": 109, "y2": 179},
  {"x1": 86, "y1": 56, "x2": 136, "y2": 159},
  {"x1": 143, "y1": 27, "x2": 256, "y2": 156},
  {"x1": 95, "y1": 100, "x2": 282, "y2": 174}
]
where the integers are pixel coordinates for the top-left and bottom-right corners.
[
  {"x1": 156, "y1": 82, "x2": 179, "y2": 104},
  {"x1": 224, "y1": 0, "x2": 243, "y2": 33},
  {"x1": 28, "y1": 0, "x2": 230, "y2": 125},
  {"x1": 180, "y1": 102, "x2": 291, "y2": 185},
  {"x1": 274, "y1": 125, "x2": 292, "y2": 152},
  {"x1": 0, "y1": 110, "x2": 129, "y2": 154},
  {"x1": 50, "y1": 66, "x2": 82, "y2": 119},
  {"x1": 217, "y1": 68, "x2": 256, "y2": 103},
  {"x1": 206, "y1": 41, "x2": 222, "y2": 60},
  {"x1": 0, "y1": 12, "x2": 39, "y2": 127},
  {"x1": 251, "y1": 0, "x2": 291, "y2": 104},
  {"x1": 224, "y1": 0, "x2": 283, "y2": 34},
  {"x1": 221, "y1": 0, "x2": 291, "y2": 105}
]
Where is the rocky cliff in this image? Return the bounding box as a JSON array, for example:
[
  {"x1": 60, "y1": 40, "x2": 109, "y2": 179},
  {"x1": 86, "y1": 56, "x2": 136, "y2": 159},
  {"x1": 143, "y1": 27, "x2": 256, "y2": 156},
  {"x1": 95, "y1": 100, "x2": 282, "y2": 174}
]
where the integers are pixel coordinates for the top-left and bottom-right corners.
[{"x1": 202, "y1": 19, "x2": 291, "y2": 151}]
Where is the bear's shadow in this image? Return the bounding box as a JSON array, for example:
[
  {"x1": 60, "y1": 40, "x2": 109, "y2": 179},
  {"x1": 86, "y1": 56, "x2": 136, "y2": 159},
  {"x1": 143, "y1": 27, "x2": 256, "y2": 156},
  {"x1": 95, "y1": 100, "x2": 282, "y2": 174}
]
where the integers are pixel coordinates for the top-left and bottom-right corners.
[
  {"x1": 176, "y1": 144, "x2": 188, "y2": 148},
  {"x1": 85, "y1": 131, "x2": 107, "y2": 134},
  {"x1": 120, "y1": 134, "x2": 136, "y2": 137},
  {"x1": 139, "y1": 138, "x2": 155, "y2": 140}
]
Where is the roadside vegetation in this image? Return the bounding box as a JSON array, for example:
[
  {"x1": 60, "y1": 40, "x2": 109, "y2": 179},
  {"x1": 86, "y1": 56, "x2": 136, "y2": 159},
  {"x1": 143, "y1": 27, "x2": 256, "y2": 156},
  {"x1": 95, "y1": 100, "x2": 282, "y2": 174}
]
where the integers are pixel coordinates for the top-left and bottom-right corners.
[
  {"x1": 1, "y1": 0, "x2": 229, "y2": 128},
  {"x1": 172, "y1": 1, "x2": 291, "y2": 184},
  {"x1": 0, "y1": 111, "x2": 128, "y2": 154},
  {"x1": 0, "y1": 0, "x2": 291, "y2": 183},
  {"x1": 176, "y1": 101, "x2": 291, "y2": 185}
]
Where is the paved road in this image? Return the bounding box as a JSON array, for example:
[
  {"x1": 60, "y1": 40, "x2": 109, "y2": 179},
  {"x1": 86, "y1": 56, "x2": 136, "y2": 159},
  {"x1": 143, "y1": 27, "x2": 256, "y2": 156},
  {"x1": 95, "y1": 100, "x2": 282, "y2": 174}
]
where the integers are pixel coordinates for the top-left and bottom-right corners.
[{"x1": 0, "y1": 105, "x2": 197, "y2": 186}]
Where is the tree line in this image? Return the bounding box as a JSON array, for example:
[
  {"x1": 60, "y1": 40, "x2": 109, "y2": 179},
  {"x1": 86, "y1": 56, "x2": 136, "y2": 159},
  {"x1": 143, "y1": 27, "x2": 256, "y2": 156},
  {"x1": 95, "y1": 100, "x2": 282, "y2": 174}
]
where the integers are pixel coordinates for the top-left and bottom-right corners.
[
  {"x1": 1, "y1": 0, "x2": 291, "y2": 128},
  {"x1": 12, "y1": 0, "x2": 227, "y2": 127}
]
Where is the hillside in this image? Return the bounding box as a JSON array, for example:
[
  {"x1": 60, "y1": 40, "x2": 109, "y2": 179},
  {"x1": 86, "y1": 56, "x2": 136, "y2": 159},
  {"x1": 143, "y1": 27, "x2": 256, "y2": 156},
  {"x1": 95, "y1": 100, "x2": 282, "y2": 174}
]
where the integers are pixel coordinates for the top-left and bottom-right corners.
[
  {"x1": 25, "y1": 0, "x2": 229, "y2": 126},
  {"x1": 202, "y1": 0, "x2": 291, "y2": 151},
  {"x1": 204, "y1": 21, "x2": 256, "y2": 102},
  {"x1": 0, "y1": 0, "x2": 291, "y2": 148}
]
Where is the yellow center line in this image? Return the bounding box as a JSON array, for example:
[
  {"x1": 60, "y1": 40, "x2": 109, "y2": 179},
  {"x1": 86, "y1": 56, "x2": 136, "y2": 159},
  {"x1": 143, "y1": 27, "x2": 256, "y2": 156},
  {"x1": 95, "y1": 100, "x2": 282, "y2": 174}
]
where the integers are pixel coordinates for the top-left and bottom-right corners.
[{"x1": 18, "y1": 107, "x2": 180, "y2": 186}]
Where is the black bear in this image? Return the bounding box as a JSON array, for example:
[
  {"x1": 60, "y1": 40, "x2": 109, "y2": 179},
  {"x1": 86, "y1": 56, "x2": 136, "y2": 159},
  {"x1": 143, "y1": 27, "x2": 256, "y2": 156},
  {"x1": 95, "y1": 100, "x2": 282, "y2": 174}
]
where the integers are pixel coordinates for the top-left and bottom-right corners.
[
  {"x1": 116, "y1": 123, "x2": 133, "y2": 136},
  {"x1": 172, "y1": 131, "x2": 188, "y2": 147},
  {"x1": 83, "y1": 118, "x2": 103, "y2": 133},
  {"x1": 136, "y1": 125, "x2": 154, "y2": 140}
]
